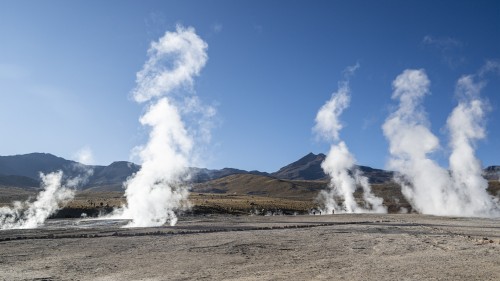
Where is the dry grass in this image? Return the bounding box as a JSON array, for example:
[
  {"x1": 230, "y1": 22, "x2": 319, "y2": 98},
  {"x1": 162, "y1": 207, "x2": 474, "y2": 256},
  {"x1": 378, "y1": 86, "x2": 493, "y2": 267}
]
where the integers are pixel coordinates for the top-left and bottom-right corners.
[
  {"x1": 0, "y1": 187, "x2": 37, "y2": 207},
  {"x1": 488, "y1": 180, "x2": 500, "y2": 196},
  {"x1": 1, "y1": 180, "x2": 499, "y2": 217},
  {"x1": 66, "y1": 191, "x2": 124, "y2": 210},
  {"x1": 189, "y1": 193, "x2": 316, "y2": 214},
  {"x1": 65, "y1": 192, "x2": 318, "y2": 216}
]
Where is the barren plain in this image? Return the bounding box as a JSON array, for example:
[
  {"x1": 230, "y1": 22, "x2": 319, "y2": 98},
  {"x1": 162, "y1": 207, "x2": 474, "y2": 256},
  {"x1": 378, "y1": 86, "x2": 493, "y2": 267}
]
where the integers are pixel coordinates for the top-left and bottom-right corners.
[
  {"x1": 1, "y1": 214, "x2": 500, "y2": 281},
  {"x1": 1, "y1": 181, "x2": 499, "y2": 280}
]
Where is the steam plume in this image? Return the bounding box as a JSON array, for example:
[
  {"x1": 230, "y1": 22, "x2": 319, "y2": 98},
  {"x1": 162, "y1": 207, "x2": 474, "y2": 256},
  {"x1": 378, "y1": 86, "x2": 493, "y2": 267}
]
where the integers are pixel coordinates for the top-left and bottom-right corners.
[
  {"x1": 74, "y1": 146, "x2": 95, "y2": 165},
  {"x1": 315, "y1": 64, "x2": 386, "y2": 214},
  {"x1": 383, "y1": 69, "x2": 499, "y2": 217},
  {"x1": 0, "y1": 171, "x2": 74, "y2": 230},
  {"x1": 115, "y1": 25, "x2": 211, "y2": 227}
]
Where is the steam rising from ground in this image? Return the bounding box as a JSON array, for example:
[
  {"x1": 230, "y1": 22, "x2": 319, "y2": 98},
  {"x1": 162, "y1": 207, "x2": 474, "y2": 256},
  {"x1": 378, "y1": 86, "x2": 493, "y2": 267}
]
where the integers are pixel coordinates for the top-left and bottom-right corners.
[
  {"x1": 113, "y1": 25, "x2": 212, "y2": 227},
  {"x1": 383, "y1": 68, "x2": 500, "y2": 217},
  {"x1": 314, "y1": 64, "x2": 386, "y2": 214},
  {"x1": 0, "y1": 171, "x2": 83, "y2": 230}
]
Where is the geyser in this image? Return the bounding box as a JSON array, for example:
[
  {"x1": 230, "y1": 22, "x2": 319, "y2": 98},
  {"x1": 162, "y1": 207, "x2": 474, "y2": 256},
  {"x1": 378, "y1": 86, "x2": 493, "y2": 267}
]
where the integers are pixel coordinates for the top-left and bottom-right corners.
[
  {"x1": 314, "y1": 64, "x2": 386, "y2": 214},
  {"x1": 115, "y1": 25, "x2": 212, "y2": 227},
  {"x1": 383, "y1": 68, "x2": 500, "y2": 217},
  {"x1": 0, "y1": 171, "x2": 75, "y2": 230}
]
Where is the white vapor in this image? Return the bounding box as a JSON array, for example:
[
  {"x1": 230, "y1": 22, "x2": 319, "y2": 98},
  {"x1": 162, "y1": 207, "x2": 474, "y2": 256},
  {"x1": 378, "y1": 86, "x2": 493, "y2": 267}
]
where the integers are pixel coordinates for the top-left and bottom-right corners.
[
  {"x1": 315, "y1": 64, "x2": 386, "y2": 214},
  {"x1": 66, "y1": 162, "x2": 95, "y2": 188},
  {"x1": 133, "y1": 25, "x2": 208, "y2": 103},
  {"x1": 74, "y1": 146, "x2": 94, "y2": 165},
  {"x1": 0, "y1": 171, "x2": 74, "y2": 230},
  {"x1": 383, "y1": 69, "x2": 499, "y2": 217},
  {"x1": 114, "y1": 25, "x2": 211, "y2": 227}
]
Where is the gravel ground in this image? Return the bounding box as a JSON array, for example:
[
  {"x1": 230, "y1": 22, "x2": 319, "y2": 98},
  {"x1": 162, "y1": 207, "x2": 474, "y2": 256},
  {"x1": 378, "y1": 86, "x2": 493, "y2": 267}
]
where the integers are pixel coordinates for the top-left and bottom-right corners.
[{"x1": 0, "y1": 214, "x2": 499, "y2": 281}]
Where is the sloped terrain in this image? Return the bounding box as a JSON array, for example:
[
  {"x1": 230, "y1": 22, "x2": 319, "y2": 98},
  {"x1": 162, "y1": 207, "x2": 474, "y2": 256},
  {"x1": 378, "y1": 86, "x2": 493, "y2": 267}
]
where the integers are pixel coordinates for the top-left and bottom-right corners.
[
  {"x1": 271, "y1": 152, "x2": 328, "y2": 180},
  {"x1": 271, "y1": 152, "x2": 394, "y2": 183},
  {"x1": 0, "y1": 152, "x2": 496, "y2": 191},
  {"x1": 0, "y1": 175, "x2": 39, "y2": 188},
  {"x1": 85, "y1": 161, "x2": 140, "y2": 189},
  {"x1": 192, "y1": 174, "x2": 412, "y2": 213},
  {"x1": 192, "y1": 174, "x2": 326, "y2": 199},
  {"x1": 0, "y1": 153, "x2": 77, "y2": 180},
  {"x1": 0, "y1": 152, "x2": 497, "y2": 217},
  {"x1": 484, "y1": 166, "x2": 500, "y2": 180}
]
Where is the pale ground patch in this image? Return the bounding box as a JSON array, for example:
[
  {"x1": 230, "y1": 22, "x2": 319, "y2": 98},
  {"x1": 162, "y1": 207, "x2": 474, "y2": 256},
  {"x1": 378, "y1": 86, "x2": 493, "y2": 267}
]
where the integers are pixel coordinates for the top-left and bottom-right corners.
[{"x1": 0, "y1": 214, "x2": 499, "y2": 281}]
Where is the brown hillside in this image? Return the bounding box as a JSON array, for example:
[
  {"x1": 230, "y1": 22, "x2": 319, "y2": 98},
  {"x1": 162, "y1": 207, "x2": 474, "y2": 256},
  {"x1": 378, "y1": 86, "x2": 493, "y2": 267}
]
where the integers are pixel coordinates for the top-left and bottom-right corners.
[
  {"x1": 191, "y1": 174, "x2": 412, "y2": 213},
  {"x1": 488, "y1": 181, "x2": 500, "y2": 196},
  {"x1": 192, "y1": 174, "x2": 327, "y2": 200}
]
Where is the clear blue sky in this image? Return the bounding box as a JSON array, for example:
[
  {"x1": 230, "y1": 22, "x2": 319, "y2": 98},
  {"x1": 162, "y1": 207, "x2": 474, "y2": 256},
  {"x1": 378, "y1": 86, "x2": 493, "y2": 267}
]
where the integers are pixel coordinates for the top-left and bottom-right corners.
[{"x1": 0, "y1": 0, "x2": 499, "y2": 172}]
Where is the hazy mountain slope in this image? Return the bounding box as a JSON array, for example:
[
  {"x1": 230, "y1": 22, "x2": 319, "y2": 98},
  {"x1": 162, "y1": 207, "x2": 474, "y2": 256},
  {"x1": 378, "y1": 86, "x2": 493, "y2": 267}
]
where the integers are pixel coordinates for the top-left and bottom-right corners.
[
  {"x1": 357, "y1": 165, "x2": 394, "y2": 184},
  {"x1": 0, "y1": 175, "x2": 39, "y2": 188},
  {"x1": 0, "y1": 153, "x2": 496, "y2": 191},
  {"x1": 484, "y1": 166, "x2": 500, "y2": 181},
  {"x1": 86, "y1": 161, "x2": 140, "y2": 187},
  {"x1": 0, "y1": 153, "x2": 128, "y2": 189},
  {"x1": 0, "y1": 153, "x2": 78, "y2": 180}
]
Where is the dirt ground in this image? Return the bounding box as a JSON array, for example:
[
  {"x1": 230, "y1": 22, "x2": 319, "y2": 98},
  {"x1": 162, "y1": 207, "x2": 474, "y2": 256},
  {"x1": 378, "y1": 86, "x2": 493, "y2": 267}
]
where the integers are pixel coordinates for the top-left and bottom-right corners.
[{"x1": 0, "y1": 214, "x2": 499, "y2": 281}]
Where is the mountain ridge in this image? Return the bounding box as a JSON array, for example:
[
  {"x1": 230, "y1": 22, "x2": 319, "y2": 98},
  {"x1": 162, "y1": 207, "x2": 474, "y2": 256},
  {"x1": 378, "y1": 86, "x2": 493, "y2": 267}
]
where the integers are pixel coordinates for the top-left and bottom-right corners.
[{"x1": 0, "y1": 152, "x2": 497, "y2": 190}]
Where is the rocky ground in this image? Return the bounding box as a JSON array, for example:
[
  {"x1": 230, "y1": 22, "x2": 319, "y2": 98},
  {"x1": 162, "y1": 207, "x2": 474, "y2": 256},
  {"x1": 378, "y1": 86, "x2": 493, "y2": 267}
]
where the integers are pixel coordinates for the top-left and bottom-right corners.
[{"x1": 0, "y1": 214, "x2": 499, "y2": 281}]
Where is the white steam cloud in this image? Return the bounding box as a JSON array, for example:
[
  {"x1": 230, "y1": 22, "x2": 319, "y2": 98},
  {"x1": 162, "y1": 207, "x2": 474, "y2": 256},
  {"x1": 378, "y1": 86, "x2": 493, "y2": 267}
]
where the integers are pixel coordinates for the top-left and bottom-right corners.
[
  {"x1": 133, "y1": 25, "x2": 208, "y2": 103},
  {"x1": 315, "y1": 64, "x2": 386, "y2": 214},
  {"x1": 74, "y1": 146, "x2": 94, "y2": 165},
  {"x1": 0, "y1": 171, "x2": 74, "y2": 230},
  {"x1": 114, "y1": 25, "x2": 212, "y2": 227},
  {"x1": 383, "y1": 68, "x2": 500, "y2": 217}
]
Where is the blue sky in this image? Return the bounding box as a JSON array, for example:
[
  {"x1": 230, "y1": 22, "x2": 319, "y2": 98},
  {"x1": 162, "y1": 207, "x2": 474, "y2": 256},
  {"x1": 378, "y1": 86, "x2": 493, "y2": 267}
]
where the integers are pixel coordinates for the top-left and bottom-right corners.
[{"x1": 0, "y1": 0, "x2": 499, "y2": 172}]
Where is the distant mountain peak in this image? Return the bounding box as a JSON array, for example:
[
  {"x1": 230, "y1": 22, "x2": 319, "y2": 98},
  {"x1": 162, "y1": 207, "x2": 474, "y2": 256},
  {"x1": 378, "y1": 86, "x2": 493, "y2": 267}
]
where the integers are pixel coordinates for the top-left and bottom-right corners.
[
  {"x1": 107, "y1": 161, "x2": 140, "y2": 168},
  {"x1": 270, "y1": 152, "x2": 394, "y2": 183},
  {"x1": 271, "y1": 152, "x2": 327, "y2": 181},
  {"x1": 281, "y1": 152, "x2": 325, "y2": 169}
]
